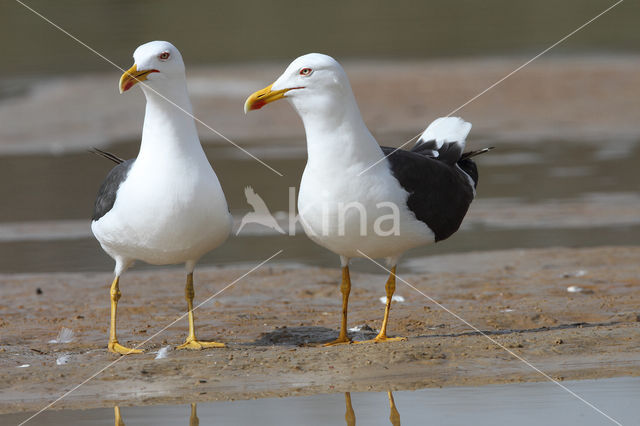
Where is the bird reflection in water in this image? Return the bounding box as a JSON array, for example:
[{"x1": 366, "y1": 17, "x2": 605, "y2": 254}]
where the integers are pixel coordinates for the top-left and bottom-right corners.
[
  {"x1": 189, "y1": 403, "x2": 199, "y2": 426},
  {"x1": 114, "y1": 406, "x2": 125, "y2": 426},
  {"x1": 113, "y1": 395, "x2": 397, "y2": 424},
  {"x1": 114, "y1": 406, "x2": 124, "y2": 426},
  {"x1": 113, "y1": 403, "x2": 199, "y2": 426},
  {"x1": 345, "y1": 391, "x2": 401, "y2": 425}
]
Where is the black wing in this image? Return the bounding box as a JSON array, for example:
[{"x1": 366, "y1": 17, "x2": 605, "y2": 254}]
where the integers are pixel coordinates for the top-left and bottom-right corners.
[
  {"x1": 92, "y1": 159, "x2": 135, "y2": 221},
  {"x1": 381, "y1": 146, "x2": 475, "y2": 242}
]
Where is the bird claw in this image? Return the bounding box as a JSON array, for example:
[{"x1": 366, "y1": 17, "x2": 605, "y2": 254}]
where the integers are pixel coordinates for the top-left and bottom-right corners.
[
  {"x1": 108, "y1": 341, "x2": 143, "y2": 355},
  {"x1": 355, "y1": 335, "x2": 407, "y2": 344},
  {"x1": 323, "y1": 336, "x2": 353, "y2": 346},
  {"x1": 176, "y1": 338, "x2": 226, "y2": 350}
]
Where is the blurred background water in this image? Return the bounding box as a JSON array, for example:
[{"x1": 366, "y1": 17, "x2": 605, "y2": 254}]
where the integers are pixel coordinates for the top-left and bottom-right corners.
[
  {"x1": 0, "y1": 139, "x2": 638, "y2": 273},
  {"x1": 2, "y1": 0, "x2": 639, "y2": 78}
]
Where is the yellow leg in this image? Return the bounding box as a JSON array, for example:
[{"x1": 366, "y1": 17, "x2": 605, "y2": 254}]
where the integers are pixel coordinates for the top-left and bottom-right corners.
[
  {"x1": 108, "y1": 276, "x2": 143, "y2": 355},
  {"x1": 189, "y1": 403, "x2": 199, "y2": 426},
  {"x1": 388, "y1": 391, "x2": 401, "y2": 426},
  {"x1": 345, "y1": 392, "x2": 356, "y2": 426},
  {"x1": 177, "y1": 273, "x2": 225, "y2": 350},
  {"x1": 324, "y1": 266, "x2": 353, "y2": 346},
  {"x1": 357, "y1": 266, "x2": 406, "y2": 344},
  {"x1": 114, "y1": 406, "x2": 125, "y2": 426}
]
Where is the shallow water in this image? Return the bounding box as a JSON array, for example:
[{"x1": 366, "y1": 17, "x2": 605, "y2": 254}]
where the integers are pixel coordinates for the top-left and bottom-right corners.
[
  {"x1": 3, "y1": 377, "x2": 638, "y2": 425},
  {"x1": 0, "y1": 136, "x2": 637, "y2": 274}
]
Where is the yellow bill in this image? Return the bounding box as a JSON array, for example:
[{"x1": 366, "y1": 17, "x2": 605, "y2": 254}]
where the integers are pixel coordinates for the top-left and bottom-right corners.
[
  {"x1": 244, "y1": 83, "x2": 297, "y2": 113},
  {"x1": 119, "y1": 64, "x2": 158, "y2": 93}
]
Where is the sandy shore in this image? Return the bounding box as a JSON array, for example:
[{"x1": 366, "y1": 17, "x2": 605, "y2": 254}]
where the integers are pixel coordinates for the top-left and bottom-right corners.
[
  {"x1": 0, "y1": 246, "x2": 638, "y2": 414},
  {"x1": 1, "y1": 55, "x2": 639, "y2": 155}
]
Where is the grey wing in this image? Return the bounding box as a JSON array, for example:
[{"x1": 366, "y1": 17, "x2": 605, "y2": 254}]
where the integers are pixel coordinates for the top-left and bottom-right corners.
[{"x1": 92, "y1": 159, "x2": 135, "y2": 221}]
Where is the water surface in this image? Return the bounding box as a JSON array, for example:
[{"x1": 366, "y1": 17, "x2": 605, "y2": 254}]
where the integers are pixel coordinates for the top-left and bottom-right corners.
[
  {"x1": 3, "y1": 377, "x2": 638, "y2": 425},
  {"x1": 0, "y1": 137, "x2": 637, "y2": 274}
]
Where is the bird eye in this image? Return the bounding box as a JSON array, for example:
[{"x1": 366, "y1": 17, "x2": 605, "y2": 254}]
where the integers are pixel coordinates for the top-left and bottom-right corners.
[
  {"x1": 159, "y1": 52, "x2": 170, "y2": 61},
  {"x1": 299, "y1": 67, "x2": 312, "y2": 76}
]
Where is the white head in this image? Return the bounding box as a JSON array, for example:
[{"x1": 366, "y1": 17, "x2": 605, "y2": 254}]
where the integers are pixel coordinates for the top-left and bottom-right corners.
[
  {"x1": 119, "y1": 41, "x2": 186, "y2": 94},
  {"x1": 244, "y1": 53, "x2": 357, "y2": 121}
]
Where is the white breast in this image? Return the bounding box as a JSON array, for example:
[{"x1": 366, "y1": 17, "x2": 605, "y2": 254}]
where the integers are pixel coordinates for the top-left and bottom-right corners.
[
  {"x1": 298, "y1": 159, "x2": 434, "y2": 260},
  {"x1": 92, "y1": 154, "x2": 231, "y2": 266}
]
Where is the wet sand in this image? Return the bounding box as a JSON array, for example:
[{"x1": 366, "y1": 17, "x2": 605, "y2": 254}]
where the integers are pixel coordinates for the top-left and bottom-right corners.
[{"x1": 1, "y1": 246, "x2": 638, "y2": 414}]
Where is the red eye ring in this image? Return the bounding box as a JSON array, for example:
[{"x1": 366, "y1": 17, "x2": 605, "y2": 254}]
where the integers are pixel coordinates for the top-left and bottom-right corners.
[
  {"x1": 299, "y1": 67, "x2": 312, "y2": 76},
  {"x1": 159, "y1": 52, "x2": 170, "y2": 61}
]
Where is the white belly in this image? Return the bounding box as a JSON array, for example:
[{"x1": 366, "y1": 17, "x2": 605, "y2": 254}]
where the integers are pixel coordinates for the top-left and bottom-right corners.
[
  {"x1": 92, "y1": 157, "x2": 231, "y2": 266},
  {"x1": 298, "y1": 162, "x2": 434, "y2": 260}
]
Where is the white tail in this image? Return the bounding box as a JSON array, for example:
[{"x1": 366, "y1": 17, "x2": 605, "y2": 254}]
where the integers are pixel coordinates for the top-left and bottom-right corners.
[
  {"x1": 413, "y1": 117, "x2": 472, "y2": 164},
  {"x1": 418, "y1": 117, "x2": 472, "y2": 148}
]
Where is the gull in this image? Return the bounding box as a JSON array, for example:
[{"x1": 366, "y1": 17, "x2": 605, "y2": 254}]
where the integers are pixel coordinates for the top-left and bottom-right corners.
[
  {"x1": 91, "y1": 41, "x2": 232, "y2": 354},
  {"x1": 245, "y1": 53, "x2": 491, "y2": 345}
]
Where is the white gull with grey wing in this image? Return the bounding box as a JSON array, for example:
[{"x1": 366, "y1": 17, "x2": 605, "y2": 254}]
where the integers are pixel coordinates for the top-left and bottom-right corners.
[{"x1": 92, "y1": 41, "x2": 232, "y2": 354}]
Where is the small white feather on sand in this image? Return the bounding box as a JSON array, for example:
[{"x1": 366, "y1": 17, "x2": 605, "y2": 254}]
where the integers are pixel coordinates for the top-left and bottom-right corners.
[
  {"x1": 567, "y1": 285, "x2": 584, "y2": 293},
  {"x1": 154, "y1": 346, "x2": 171, "y2": 360},
  {"x1": 17, "y1": 364, "x2": 30, "y2": 368},
  {"x1": 379, "y1": 295, "x2": 405, "y2": 304},
  {"x1": 49, "y1": 327, "x2": 74, "y2": 344},
  {"x1": 56, "y1": 355, "x2": 71, "y2": 365},
  {"x1": 563, "y1": 270, "x2": 587, "y2": 278}
]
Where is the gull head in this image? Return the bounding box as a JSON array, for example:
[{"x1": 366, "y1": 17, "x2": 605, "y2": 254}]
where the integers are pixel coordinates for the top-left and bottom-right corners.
[
  {"x1": 119, "y1": 41, "x2": 186, "y2": 94},
  {"x1": 244, "y1": 53, "x2": 353, "y2": 117}
]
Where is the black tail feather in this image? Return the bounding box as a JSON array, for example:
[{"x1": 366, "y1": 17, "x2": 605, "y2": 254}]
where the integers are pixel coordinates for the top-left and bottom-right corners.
[
  {"x1": 457, "y1": 147, "x2": 493, "y2": 189},
  {"x1": 89, "y1": 147, "x2": 125, "y2": 165},
  {"x1": 460, "y1": 147, "x2": 494, "y2": 160},
  {"x1": 411, "y1": 140, "x2": 463, "y2": 165}
]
